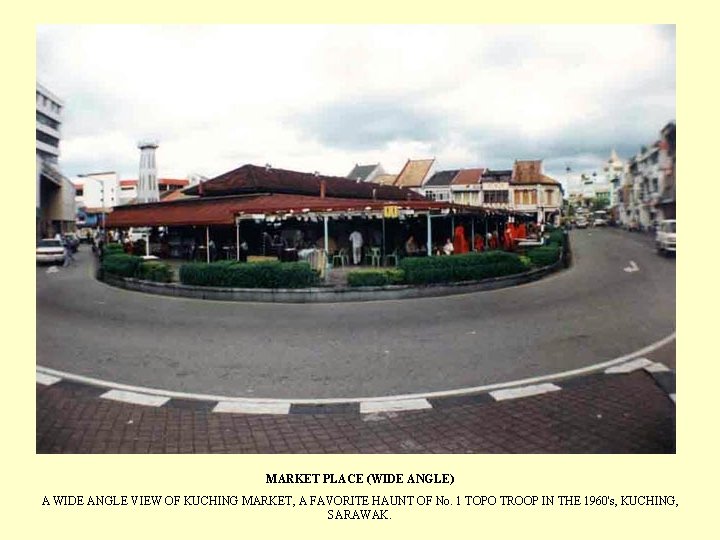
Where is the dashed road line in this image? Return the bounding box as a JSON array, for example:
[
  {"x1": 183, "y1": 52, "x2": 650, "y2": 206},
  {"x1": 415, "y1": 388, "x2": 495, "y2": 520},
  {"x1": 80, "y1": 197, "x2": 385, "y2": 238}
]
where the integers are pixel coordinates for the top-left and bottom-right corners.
[
  {"x1": 490, "y1": 383, "x2": 561, "y2": 401},
  {"x1": 605, "y1": 357, "x2": 654, "y2": 374},
  {"x1": 213, "y1": 401, "x2": 290, "y2": 415},
  {"x1": 360, "y1": 399, "x2": 432, "y2": 414},
  {"x1": 36, "y1": 372, "x2": 61, "y2": 386},
  {"x1": 101, "y1": 389, "x2": 170, "y2": 407}
]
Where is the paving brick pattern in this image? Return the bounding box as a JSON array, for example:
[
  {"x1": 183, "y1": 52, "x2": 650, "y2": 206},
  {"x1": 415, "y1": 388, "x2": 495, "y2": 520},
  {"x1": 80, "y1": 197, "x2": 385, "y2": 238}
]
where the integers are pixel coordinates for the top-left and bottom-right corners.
[{"x1": 37, "y1": 371, "x2": 675, "y2": 454}]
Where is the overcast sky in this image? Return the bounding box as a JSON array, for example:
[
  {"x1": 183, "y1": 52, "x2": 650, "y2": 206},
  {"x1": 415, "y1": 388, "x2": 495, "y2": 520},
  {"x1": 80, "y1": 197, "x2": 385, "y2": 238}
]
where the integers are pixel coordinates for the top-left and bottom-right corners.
[{"x1": 37, "y1": 25, "x2": 675, "y2": 190}]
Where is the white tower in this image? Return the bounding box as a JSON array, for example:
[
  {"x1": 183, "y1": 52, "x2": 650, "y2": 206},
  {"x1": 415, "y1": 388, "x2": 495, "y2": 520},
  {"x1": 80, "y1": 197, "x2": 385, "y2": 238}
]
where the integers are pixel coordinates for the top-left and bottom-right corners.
[{"x1": 137, "y1": 140, "x2": 159, "y2": 203}]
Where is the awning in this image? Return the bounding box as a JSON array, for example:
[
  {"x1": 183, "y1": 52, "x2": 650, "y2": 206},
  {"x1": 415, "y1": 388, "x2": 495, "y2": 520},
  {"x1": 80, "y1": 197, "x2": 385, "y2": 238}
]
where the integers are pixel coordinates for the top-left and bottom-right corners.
[{"x1": 105, "y1": 193, "x2": 493, "y2": 228}]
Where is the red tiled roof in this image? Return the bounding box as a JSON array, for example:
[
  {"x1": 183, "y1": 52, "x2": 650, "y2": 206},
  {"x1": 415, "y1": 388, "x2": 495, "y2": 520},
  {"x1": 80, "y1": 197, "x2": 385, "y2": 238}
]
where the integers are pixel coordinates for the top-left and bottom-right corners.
[
  {"x1": 186, "y1": 164, "x2": 425, "y2": 201},
  {"x1": 106, "y1": 193, "x2": 478, "y2": 228},
  {"x1": 511, "y1": 160, "x2": 560, "y2": 186},
  {"x1": 119, "y1": 178, "x2": 188, "y2": 187},
  {"x1": 159, "y1": 178, "x2": 189, "y2": 186},
  {"x1": 451, "y1": 168, "x2": 485, "y2": 186}
]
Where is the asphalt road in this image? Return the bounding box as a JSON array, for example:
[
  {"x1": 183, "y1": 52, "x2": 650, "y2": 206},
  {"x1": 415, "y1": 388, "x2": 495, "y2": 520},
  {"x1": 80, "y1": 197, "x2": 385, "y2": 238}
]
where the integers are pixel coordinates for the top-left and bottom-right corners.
[{"x1": 36, "y1": 229, "x2": 675, "y2": 399}]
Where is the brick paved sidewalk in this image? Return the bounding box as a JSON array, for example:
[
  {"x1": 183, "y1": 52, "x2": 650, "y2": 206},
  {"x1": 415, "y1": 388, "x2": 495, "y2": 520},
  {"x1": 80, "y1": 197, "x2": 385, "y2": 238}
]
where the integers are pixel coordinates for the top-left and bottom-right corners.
[{"x1": 37, "y1": 370, "x2": 675, "y2": 454}]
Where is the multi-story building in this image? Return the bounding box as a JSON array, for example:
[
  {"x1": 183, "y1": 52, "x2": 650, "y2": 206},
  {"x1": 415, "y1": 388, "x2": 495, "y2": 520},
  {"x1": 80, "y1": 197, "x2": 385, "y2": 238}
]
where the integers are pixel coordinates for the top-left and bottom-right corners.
[
  {"x1": 449, "y1": 168, "x2": 484, "y2": 206},
  {"x1": 657, "y1": 122, "x2": 676, "y2": 221},
  {"x1": 510, "y1": 160, "x2": 562, "y2": 223},
  {"x1": 422, "y1": 169, "x2": 459, "y2": 202},
  {"x1": 479, "y1": 169, "x2": 512, "y2": 210},
  {"x1": 604, "y1": 149, "x2": 625, "y2": 211},
  {"x1": 628, "y1": 142, "x2": 662, "y2": 229},
  {"x1": 616, "y1": 122, "x2": 676, "y2": 230},
  {"x1": 36, "y1": 82, "x2": 75, "y2": 239},
  {"x1": 75, "y1": 175, "x2": 190, "y2": 209}
]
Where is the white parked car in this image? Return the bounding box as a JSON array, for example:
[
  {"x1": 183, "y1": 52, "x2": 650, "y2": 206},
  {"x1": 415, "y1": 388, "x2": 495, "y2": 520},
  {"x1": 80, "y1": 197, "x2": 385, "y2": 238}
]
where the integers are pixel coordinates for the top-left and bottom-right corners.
[
  {"x1": 655, "y1": 219, "x2": 676, "y2": 256},
  {"x1": 36, "y1": 238, "x2": 65, "y2": 264}
]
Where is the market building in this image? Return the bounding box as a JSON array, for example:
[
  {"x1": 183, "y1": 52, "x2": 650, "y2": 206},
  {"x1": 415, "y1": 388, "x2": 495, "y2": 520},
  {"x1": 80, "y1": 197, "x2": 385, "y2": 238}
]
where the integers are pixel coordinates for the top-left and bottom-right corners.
[{"x1": 106, "y1": 163, "x2": 517, "y2": 266}]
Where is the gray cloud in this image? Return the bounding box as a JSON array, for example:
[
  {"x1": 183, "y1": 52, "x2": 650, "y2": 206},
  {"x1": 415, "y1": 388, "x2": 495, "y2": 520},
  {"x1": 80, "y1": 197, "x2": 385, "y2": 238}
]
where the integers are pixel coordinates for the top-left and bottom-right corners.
[{"x1": 293, "y1": 100, "x2": 445, "y2": 150}]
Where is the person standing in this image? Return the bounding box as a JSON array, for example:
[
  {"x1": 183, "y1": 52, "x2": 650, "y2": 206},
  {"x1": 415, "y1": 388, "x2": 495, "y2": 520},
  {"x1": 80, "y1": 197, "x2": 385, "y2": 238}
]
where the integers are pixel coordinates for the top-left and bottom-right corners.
[
  {"x1": 62, "y1": 237, "x2": 74, "y2": 267},
  {"x1": 349, "y1": 229, "x2": 363, "y2": 265},
  {"x1": 443, "y1": 238, "x2": 454, "y2": 256}
]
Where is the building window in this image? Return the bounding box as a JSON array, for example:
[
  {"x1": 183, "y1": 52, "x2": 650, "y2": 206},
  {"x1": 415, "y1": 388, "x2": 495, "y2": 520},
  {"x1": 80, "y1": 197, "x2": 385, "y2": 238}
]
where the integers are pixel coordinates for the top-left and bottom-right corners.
[
  {"x1": 513, "y1": 190, "x2": 536, "y2": 205},
  {"x1": 36, "y1": 129, "x2": 60, "y2": 148},
  {"x1": 36, "y1": 111, "x2": 60, "y2": 130},
  {"x1": 484, "y1": 190, "x2": 509, "y2": 204}
]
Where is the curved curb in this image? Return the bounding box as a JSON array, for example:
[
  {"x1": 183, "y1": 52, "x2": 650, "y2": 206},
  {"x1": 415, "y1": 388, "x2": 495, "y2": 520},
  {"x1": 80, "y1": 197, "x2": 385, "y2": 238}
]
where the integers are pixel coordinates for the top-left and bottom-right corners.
[
  {"x1": 98, "y1": 259, "x2": 565, "y2": 304},
  {"x1": 37, "y1": 332, "x2": 675, "y2": 415}
]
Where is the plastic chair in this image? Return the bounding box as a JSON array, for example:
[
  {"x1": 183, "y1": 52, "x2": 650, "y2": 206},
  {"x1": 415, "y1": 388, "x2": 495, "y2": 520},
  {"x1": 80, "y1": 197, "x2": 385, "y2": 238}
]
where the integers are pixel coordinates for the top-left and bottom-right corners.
[
  {"x1": 332, "y1": 248, "x2": 349, "y2": 267},
  {"x1": 369, "y1": 247, "x2": 382, "y2": 267},
  {"x1": 384, "y1": 250, "x2": 399, "y2": 267}
]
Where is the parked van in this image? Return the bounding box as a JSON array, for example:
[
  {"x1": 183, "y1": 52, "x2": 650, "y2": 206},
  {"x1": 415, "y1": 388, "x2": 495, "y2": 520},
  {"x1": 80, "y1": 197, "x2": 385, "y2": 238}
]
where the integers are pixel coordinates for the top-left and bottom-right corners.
[{"x1": 655, "y1": 219, "x2": 676, "y2": 256}]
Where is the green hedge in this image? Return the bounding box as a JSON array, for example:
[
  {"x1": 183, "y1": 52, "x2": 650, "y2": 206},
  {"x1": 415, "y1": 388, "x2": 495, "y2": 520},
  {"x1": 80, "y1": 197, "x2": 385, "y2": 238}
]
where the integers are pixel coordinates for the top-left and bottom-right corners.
[
  {"x1": 138, "y1": 261, "x2": 173, "y2": 283},
  {"x1": 347, "y1": 269, "x2": 405, "y2": 287},
  {"x1": 399, "y1": 251, "x2": 526, "y2": 285},
  {"x1": 526, "y1": 246, "x2": 561, "y2": 267},
  {"x1": 179, "y1": 261, "x2": 319, "y2": 289},
  {"x1": 104, "y1": 243, "x2": 125, "y2": 254},
  {"x1": 101, "y1": 253, "x2": 142, "y2": 278},
  {"x1": 545, "y1": 229, "x2": 565, "y2": 248}
]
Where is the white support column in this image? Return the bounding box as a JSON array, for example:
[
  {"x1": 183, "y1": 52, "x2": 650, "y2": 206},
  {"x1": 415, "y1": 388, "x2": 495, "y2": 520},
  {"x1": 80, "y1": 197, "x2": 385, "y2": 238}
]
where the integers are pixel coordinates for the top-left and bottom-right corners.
[
  {"x1": 206, "y1": 225, "x2": 210, "y2": 263},
  {"x1": 324, "y1": 215, "x2": 330, "y2": 270},
  {"x1": 426, "y1": 213, "x2": 432, "y2": 256},
  {"x1": 471, "y1": 218, "x2": 475, "y2": 251},
  {"x1": 236, "y1": 220, "x2": 240, "y2": 261}
]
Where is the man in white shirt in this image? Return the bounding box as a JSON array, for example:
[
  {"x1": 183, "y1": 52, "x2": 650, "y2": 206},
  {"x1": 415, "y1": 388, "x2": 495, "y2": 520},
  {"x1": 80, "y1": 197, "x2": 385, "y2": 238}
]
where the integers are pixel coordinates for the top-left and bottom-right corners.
[{"x1": 349, "y1": 230, "x2": 363, "y2": 265}]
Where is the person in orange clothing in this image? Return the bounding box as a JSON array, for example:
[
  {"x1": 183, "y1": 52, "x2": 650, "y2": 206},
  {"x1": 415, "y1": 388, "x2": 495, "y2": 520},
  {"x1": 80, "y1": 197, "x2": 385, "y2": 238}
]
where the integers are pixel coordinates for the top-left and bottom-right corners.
[
  {"x1": 474, "y1": 233, "x2": 484, "y2": 252},
  {"x1": 453, "y1": 225, "x2": 469, "y2": 254},
  {"x1": 516, "y1": 221, "x2": 527, "y2": 239},
  {"x1": 503, "y1": 224, "x2": 514, "y2": 251}
]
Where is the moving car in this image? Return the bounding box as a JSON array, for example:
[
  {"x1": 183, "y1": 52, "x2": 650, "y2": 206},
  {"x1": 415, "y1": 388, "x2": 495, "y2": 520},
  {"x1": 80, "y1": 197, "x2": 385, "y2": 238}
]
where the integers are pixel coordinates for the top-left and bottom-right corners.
[
  {"x1": 575, "y1": 216, "x2": 589, "y2": 229},
  {"x1": 36, "y1": 238, "x2": 65, "y2": 264},
  {"x1": 655, "y1": 219, "x2": 676, "y2": 256},
  {"x1": 592, "y1": 210, "x2": 608, "y2": 227}
]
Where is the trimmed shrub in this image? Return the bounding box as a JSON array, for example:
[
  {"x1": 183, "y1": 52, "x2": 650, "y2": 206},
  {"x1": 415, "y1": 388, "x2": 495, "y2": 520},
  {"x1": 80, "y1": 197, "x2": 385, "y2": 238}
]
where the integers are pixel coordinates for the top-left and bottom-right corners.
[
  {"x1": 545, "y1": 229, "x2": 564, "y2": 248},
  {"x1": 104, "y1": 243, "x2": 125, "y2": 254},
  {"x1": 347, "y1": 269, "x2": 405, "y2": 287},
  {"x1": 101, "y1": 253, "x2": 142, "y2": 278},
  {"x1": 527, "y1": 246, "x2": 561, "y2": 267},
  {"x1": 179, "y1": 261, "x2": 319, "y2": 289},
  {"x1": 399, "y1": 251, "x2": 526, "y2": 285},
  {"x1": 138, "y1": 261, "x2": 173, "y2": 283}
]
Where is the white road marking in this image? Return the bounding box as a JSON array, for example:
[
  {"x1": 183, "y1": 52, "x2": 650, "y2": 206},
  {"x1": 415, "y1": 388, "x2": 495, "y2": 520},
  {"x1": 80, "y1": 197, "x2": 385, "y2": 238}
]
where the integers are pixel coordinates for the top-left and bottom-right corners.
[
  {"x1": 213, "y1": 401, "x2": 290, "y2": 415},
  {"x1": 645, "y1": 362, "x2": 671, "y2": 373},
  {"x1": 100, "y1": 389, "x2": 169, "y2": 407},
  {"x1": 605, "y1": 357, "x2": 654, "y2": 373},
  {"x1": 46, "y1": 266, "x2": 59, "y2": 274},
  {"x1": 360, "y1": 399, "x2": 432, "y2": 413},
  {"x1": 623, "y1": 260, "x2": 640, "y2": 272},
  {"x1": 35, "y1": 332, "x2": 676, "y2": 405},
  {"x1": 490, "y1": 383, "x2": 561, "y2": 401},
  {"x1": 36, "y1": 372, "x2": 61, "y2": 386},
  {"x1": 669, "y1": 393, "x2": 676, "y2": 403}
]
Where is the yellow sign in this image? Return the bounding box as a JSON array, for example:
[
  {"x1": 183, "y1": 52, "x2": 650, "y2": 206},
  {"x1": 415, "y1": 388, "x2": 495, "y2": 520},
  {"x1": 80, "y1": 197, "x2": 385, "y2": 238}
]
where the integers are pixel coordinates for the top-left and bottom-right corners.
[{"x1": 383, "y1": 205, "x2": 399, "y2": 218}]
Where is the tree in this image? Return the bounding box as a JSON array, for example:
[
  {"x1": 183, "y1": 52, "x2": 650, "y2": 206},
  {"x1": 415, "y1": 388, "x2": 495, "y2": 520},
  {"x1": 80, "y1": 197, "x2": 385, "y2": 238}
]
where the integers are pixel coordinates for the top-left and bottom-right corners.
[{"x1": 590, "y1": 195, "x2": 610, "y2": 212}]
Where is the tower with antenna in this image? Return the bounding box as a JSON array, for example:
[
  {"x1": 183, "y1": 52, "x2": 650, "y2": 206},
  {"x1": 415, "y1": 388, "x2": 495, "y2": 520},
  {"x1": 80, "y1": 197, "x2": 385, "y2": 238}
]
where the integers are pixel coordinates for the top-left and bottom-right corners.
[{"x1": 137, "y1": 140, "x2": 159, "y2": 203}]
